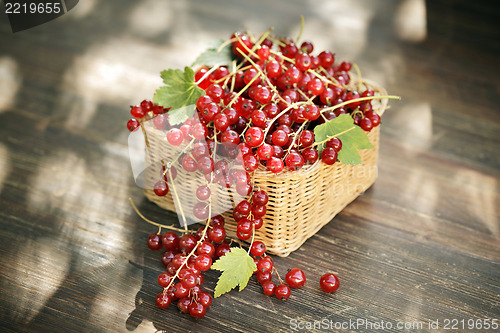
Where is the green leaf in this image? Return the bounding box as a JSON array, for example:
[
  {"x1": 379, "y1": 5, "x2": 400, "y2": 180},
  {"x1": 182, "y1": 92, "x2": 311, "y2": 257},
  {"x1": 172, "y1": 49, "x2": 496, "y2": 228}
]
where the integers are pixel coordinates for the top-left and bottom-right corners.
[
  {"x1": 192, "y1": 39, "x2": 235, "y2": 68},
  {"x1": 211, "y1": 247, "x2": 257, "y2": 298},
  {"x1": 152, "y1": 66, "x2": 204, "y2": 111},
  {"x1": 314, "y1": 114, "x2": 373, "y2": 165},
  {"x1": 166, "y1": 104, "x2": 197, "y2": 125}
]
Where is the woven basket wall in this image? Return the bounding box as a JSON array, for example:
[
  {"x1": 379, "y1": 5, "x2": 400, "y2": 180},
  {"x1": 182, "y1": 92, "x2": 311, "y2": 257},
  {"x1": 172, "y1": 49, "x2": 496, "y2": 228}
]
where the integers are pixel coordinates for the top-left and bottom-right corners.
[{"x1": 143, "y1": 80, "x2": 387, "y2": 257}]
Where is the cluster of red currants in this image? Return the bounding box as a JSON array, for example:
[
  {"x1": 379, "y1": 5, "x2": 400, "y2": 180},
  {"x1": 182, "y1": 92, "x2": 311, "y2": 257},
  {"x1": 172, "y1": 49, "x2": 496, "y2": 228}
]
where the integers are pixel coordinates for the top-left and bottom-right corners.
[{"x1": 147, "y1": 215, "x2": 232, "y2": 318}]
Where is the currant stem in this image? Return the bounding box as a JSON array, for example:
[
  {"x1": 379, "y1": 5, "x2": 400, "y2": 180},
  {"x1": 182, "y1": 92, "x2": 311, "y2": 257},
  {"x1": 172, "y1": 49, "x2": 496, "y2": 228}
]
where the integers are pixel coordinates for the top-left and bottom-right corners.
[
  {"x1": 195, "y1": 65, "x2": 219, "y2": 85},
  {"x1": 320, "y1": 95, "x2": 401, "y2": 115},
  {"x1": 247, "y1": 224, "x2": 256, "y2": 255},
  {"x1": 312, "y1": 126, "x2": 356, "y2": 147},
  {"x1": 128, "y1": 198, "x2": 195, "y2": 234},
  {"x1": 273, "y1": 266, "x2": 284, "y2": 285},
  {"x1": 296, "y1": 16, "x2": 305, "y2": 43},
  {"x1": 140, "y1": 122, "x2": 151, "y2": 148},
  {"x1": 352, "y1": 63, "x2": 363, "y2": 92},
  {"x1": 225, "y1": 70, "x2": 261, "y2": 108},
  {"x1": 168, "y1": 168, "x2": 188, "y2": 231},
  {"x1": 283, "y1": 120, "x2": 309, "y2": 160}
]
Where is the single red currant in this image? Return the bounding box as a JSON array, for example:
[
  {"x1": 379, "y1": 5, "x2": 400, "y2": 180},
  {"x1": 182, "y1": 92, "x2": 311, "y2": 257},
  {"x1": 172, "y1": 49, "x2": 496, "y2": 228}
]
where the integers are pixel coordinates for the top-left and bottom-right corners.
[
  {"x1": 155, "y1": 292, "x2": 172, "y2": 309},
  {"x1": 153, "y1": 181, "x2": 169, "y2": 196},
  {"x1": 126, "y1": 118, "x2": 140, "y2": 131},
  {"x1": 147, "y1": 233, "x2": 162, "y2": 251},
  {"x1": 285, "y1": 268, "x2": 306, "y2": 288},
  {"x1": 320, "y1": 273, "x2": 340, "y2": 293},
  {"x1": 275, "y1": 284, "x2": 291, "y2": 301},
  {"x1": 250, "y1": 241, "x2": 266, "y2": 257},
  {"x1": 262, "y1": 281, "x2": 277, "y2": 296},
  {"x1": 166, "y1": 128, "x2": 184, "y2": 146}
]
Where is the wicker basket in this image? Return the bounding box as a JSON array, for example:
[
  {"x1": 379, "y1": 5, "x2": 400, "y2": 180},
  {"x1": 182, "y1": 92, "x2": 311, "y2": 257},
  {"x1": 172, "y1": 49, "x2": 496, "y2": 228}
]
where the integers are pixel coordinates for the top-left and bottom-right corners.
[{"x1": 143, "y1": 79, "x2": 388, "y2": 257}]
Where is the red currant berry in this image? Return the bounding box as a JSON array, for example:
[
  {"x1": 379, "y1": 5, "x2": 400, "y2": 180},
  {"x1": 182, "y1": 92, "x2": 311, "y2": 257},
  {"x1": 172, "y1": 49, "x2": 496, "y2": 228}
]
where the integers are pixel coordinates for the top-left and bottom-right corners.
[
  {"x1": 326, "y1": 137, "x2": 342, "y2": 152},
  {"x1": 177, "y1": 297, "x2": 191, "y2": 313},
  {"x1": 181, "y1": 155, "x2": 198, "y2": 172},
  {"x1": 302, "y1": 147, "x2": 319, "y2": 164},
  {"x1": 257, "y1": 45, "x2": 270, "y2": 60},
  {"x1": 153, "y1": 181, "x2": 169, "y2": 196},
  {"x1": 206, "y1": 84, "x2": 225, "y2": 103},
  {"x1": 173, "y1": 282, "x2": 189, "y2": 298},
  {"x1": 303, "y1": 104, "x2": 320, "y2": 121},
  {"x1": 189, "y1": 302, "x2": 207, "y2": 318},
  {"x1": 370, "y1": 113, "x2": 381, "y2": 127},
  {"x1": 320, "y1": 273, "x2": 340, "y2": 293},
  {"x1": 262, "y1": 281, "x2": 277, "y2": 296},
  {"x1": 166, "y1": 128, "x2": 184, "y2": 146},
  {"x1": 162, "y1": 231, "x2": 179, "y2": 250},
  {"x1": 267, "y1": 156, "x2": 284, "y2": 173},
  {"x1": 197, "y1": 242, "x2": 215, "y2": 257},
  {"x1": 193, "y1": 202, "x2": 209, "y2": 220},
  {"x1": 243, "y1": 154, "x2": 258, "y2": 172},
  {"x1": 179, "y1": 234, "x2": 197, "y2": 253},
  {"x1": 198, "y1": 291, "x2": 212, "y2": 308},
  {"x1": 236, "y1": 182, "x2": 252, "y2": 196},
  {"x1": 285, "y1": 268, "x2": 306, "y2": 288},
  {"x1": 158, "y1": 272, "x2": 174, "y2": 288},
  {"x1": 147, "y1": 233, "x2": 162, "y2": 251},
  {"x1": 155, "y1": 292, "x2": 172, "y2": 309},
  {"x1": 196, "y1": 185, "x2": 211, "y2": 201},
  {"x1": 130, "y1": 105, "x2": 146, "y2": 118},
  {"x1": 295, "y1": 53, "x2": 312, "y2": 71},
  {"x1": 245, "y1": 127, "x2": 265, "y2": 147},
  {"x1": 250, "y1": 241, "x2": 266, "y2": 257},
  {"x1": 181, "y1": 273, "x2": 197, "y2": 289},
  {"x1": 307, "y1": 77, "x2": 325, "y2": 96},
  {"x1": 237, "y1": 218, "x2": 252, "y2": 234},
  {"x1": 237, "y1": 230, "x2": 252, "y2": 241},
  {"x1": 235, "y1": 200, "x2": 251, "y2": 215},
  {"x1": 127, "y1": 118, "x2": 140, "y2": 132},
  {"x1": 321, "y1": 147, "x2": 338, "y2": 165},
  {"x1": 221, "y1": 129, "x2": 240, "y2": 148},
  {"x1": 208, "y1": 225, "x2": 226, "y2": 243},
  {"x1": 299, "y1": 130, "x2": 314, "y2": 147},
  {"x1": 275, "y1": 284, "x2": 291, "y2": 301},
  {"x1": 252, "y1": 217, "x2": 264, "y2": 230},
  {"x1": 359, "y1": 117, "x2": 373, "y2": 131},
  {"x1": 256, "y1": 271, "x2": 272, "y2": 284},
  {"x1": 285, "y1": 152, "x2": 304, "y2": 171},
  {"x1": 195, "y1": 254, "x2": 213, "y2": 271},
  {"x1": 257, "y1": 143, "x2": 273, "y2": 160},
  {"x1": 257, "y1": 256, "x2": 273, "y2": 273},
  {"x1": 271, "y1": 129, "x2": 289, "y2": 146},
  {"x1": 339, "y1": 61, "x2": 352, "y2": 71},
  {"x1": 213, "y1": 113, "x2": 229, "y2": 132},
  {"x1": 344, "y1": 90, "x2": 361, "y2": 110},
  {"x1": 251, "y1": 204, "x2": 266, "y2": 218},
  {"x1": 252, "y1": 190, "x2": 269, "y2": 206},
  {"x1": 318, "y1": 50, "x2": 335, "y2": 68}
]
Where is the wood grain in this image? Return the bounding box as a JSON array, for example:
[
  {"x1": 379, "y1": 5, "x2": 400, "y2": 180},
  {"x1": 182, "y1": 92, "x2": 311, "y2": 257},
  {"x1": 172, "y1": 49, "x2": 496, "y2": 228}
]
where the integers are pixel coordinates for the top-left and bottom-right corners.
[{"x1": 0, "y1": 0, "x2": 498, "y2": 332}]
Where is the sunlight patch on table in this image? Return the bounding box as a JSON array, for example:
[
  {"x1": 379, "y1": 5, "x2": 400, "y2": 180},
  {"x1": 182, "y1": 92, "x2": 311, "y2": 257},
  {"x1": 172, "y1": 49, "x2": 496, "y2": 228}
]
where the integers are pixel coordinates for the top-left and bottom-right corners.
[
  {"x1": 454, "y1": 169, "x2": 498, "y2": 236},
  {"x1": 9, "y1": 239, "x2": 70, "y2": 324},
  {"x1": 0, "y1": 56, "x2": 22, "y2": 113},
  {"x1": 394, "y1": 0, "x2": 427, "y2": 42}
]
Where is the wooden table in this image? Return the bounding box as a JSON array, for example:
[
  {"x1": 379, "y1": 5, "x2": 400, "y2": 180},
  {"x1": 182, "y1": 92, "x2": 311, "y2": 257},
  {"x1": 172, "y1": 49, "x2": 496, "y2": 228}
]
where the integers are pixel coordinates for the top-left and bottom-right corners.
[{"x1": 0, "y1": 0, "x2": 498, "y2": 332}]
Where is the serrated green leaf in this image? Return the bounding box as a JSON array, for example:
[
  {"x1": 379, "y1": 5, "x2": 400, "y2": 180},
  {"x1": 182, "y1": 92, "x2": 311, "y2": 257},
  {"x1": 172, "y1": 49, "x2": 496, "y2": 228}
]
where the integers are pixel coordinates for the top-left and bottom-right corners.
[
  {"x1": 152, "y1": 66, "x2": 204, "y2": 111},
  {"x1": 314, "y1": 114, "x2": 373, "y2": 165},
  {"x1": 211, "y1": 247, "x2": 257, "y2": 298},
  {"x1": 192, "y1": 39, "x2": 235, "y2": 68}
]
